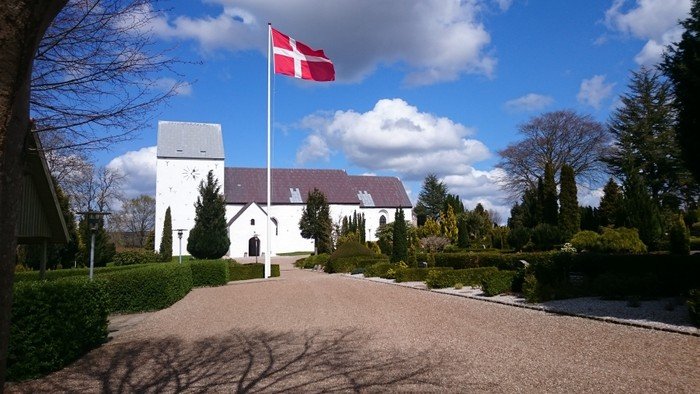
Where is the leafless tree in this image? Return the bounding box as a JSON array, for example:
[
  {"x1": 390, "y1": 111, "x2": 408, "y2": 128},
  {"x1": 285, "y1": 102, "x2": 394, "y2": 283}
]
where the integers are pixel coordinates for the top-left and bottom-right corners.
[
  {"x1": 497, "y1": 110, "x2": 609, "y2": 200},
  {"x1": 31, "y1": 0, "x2": 186, "y2": 156},
  {"x1": 61, "y1": 157, "x2": 125, "y2": 212},
  {"x1": 110, "y1": 194, "x2": 155, "y2": 247}
]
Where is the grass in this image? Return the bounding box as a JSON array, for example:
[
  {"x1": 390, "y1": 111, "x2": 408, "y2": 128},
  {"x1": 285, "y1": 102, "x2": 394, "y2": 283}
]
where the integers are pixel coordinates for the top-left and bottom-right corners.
[{"x1": 276, "y1": 251, "x2": 313, "y2": 256}]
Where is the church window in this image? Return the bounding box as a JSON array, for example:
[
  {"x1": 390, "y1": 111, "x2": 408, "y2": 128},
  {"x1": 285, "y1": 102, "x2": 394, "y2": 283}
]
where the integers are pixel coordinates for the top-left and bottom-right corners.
[
  {"x1": 271, "y1": 218, "x2": 279, "y2": 235},
  {"x1": 379, "y1": 215, "x2": 386, "y2": 226},
  {"x1": 250, "y1": 219, "x2": 255, "y2": 225}
]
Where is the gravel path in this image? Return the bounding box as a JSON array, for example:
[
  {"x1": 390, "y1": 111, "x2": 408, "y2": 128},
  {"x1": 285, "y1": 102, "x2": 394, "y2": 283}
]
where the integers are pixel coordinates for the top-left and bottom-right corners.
[{"x1": 9, "y1": 257, "x2": 700, "y2": 393}]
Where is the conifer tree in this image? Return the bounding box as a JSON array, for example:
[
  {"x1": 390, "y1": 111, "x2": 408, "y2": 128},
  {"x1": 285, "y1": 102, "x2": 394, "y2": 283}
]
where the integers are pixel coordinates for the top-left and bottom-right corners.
[
  {"x1": 542, "y1": 162, "x2": 558, "y2": 225},
  {"x1": 414, "y1": 173, "x2": 448, "y2": 224},
  {"x1": 159, "y1": 206, "x2": 173, "y2": 261},
  {"x1": 187, "y1": 171, "x2": 230, "y2": 259},
  {"x1": 598, "y1": 178, "x2": 624, "y2": 227},
  {"x1": 623, "y1": 170, "x2": 662, "y2": 250},
  {"x1": 392, "y1": 208, "x2": 408, "y2": 263},
  {"x1": 440, "y1": 205, "x2": 458, "y2": 244},
  {"x1": 299, "y1": 188, "x2": 333, "y2": 254},
  {"x1": 558, "y1": 164, "x2": 580, "y2": 240}
]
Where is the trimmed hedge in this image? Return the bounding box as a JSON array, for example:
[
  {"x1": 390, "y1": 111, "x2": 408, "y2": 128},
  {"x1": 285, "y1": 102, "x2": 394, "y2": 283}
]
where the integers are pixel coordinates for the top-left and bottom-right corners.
[
  {"x1": 394, "y1": 267, "x2": 453, "y2": 283},
  {"x1": 324, "y1": 256, "x2": 389, "y2": 273},
  {"x1": 113, "y1": 249, "x2": 160, "y2": 266},
  {"x1": 8, "y1": 279, "x2": 109, "y2": 381},
  {"x1": 229, "y1": 263, "x2": 281, "y2": 281},
  {"x1": 363, "y1": 262, "x2": 395, "y2": 278},
  {"x1": 294, "y1": 253, "x2": 329, "y2": 269},
  {"x1": 101, "y1": 263, "x2": 193, "y2": 313},
  {"x1": 190, "y1": 260, "x2": 230, "y2": 287},
  {"x1": 425, "y1": 267, "x2": 499, "y2": 289},
  {"x1": 481, "y1": 271, "x2": 517, "y2": 296},
  {"x1": 422, "y1": 251, "x2": 555, "y2": 271},
  {"x1": 13, "y1": 264, "x2": 146, "y2": 283}
]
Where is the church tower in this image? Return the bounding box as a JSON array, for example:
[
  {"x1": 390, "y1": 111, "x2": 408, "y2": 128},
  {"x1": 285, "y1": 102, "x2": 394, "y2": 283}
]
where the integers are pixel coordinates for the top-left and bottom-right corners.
[{"x1": 154, "y1": 121, "x2": 225, "y2": 256}]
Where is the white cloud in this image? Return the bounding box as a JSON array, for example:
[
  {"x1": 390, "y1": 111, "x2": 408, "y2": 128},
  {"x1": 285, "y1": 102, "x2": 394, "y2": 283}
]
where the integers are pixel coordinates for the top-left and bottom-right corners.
[
  {"x1": 295, "y1": 134, "x2": 331, "y2": 164},
  {"x1": 154, "y1": 78, "x2": 192, "y2": 96},
  {"x1": 493, "y1": 0, "x2": 514, "y2": 12},
  {"x1": 297, "y1": 98, "x2": 490, "y2": 180},
  {"x1": 577, "y1": 75, "x2": 615, "y2": 109},
  {"x1": 443, "y1": 168, "x2": 510, "y2": 223},
  {"x1": 578, "y1": 186, "x2": 604, "y2": 208},
  {"x1": 150, "y1": 0, "x2": 496, "y2": 85},
  {"x1": 604, "y1": 0, "x2": 691, "y2": 65},
  {"x1": 504, "y1": 93, "x2": 553, "y2": 112},
  {"x1": 106, "y1": 146, "x2": 157, "y2": 199}
]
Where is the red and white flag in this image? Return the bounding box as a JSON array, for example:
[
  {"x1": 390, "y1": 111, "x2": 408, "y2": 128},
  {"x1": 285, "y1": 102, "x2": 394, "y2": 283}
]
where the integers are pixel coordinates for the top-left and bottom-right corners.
[{"x1": 271, "y1": 27, "x2": 335, "y2": 82}]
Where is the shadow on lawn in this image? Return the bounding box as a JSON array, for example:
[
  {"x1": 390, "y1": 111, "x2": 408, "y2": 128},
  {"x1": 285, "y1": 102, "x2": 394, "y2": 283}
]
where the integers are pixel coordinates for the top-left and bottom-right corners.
[{"x1": 10, "y1": 328, "x2": 466, "y2": 393}]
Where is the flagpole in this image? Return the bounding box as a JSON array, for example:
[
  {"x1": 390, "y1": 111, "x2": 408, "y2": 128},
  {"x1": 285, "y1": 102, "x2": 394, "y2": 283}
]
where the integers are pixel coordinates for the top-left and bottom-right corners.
[{"x1": 265, "y1": 23, "x2": 272, "y2": 278}]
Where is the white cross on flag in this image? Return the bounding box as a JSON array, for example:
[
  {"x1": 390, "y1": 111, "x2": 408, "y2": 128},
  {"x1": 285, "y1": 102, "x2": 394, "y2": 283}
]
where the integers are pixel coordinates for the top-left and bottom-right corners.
[{"x1": 271, "y1": 28, "x2": 335, "y2": 82}]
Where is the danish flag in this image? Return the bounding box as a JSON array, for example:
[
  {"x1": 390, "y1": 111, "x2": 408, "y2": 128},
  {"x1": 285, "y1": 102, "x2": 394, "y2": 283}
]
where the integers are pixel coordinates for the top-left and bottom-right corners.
[{"x1": 271, "y1": 27, "x2": 335, "y2": 82}]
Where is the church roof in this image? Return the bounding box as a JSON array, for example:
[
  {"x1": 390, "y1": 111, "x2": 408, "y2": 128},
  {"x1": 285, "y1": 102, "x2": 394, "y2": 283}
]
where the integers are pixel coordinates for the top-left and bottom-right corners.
[
  {"x1": 224, "y1": 168, "x2": 412, "y2": 208},
  {"x1": 157, "y1": 121, "x2": 224, "y2": 159}
]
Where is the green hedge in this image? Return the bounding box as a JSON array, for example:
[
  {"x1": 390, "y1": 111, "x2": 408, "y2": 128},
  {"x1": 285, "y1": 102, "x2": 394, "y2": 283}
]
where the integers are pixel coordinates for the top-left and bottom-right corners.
[
  {"x1": 8, "y1": 279, "x2": 109, "y2": 381},
  {"x1": 229, "y1": 263, "x2": 281, "y2": 281},
  {"x1": 190, "y1": 260, "x2": 229, "y2": 287},
  {"x1": 294, "y1": 253, "x2": 329, "y2": 269},
  {"x1": 101, "y1": 263, "x2": 193, "y2": 313},
  {"x1": 394, "y1": 267, "x2": 453, "y2": 283},
  {"x1": 324, "y1": 256, "x2": 389, "y2": 273},
  {"x1": 113, "y1": 249, "x2": 160, "y2": 266},
  {"x1": 417, "y1": 251, "x2": 555, "y2": 271},
  {"x1": 425, "y1": 267, "x2": 499, "y2": 289},
  {"x1": 363, "y1": 262, "x2": 395, "y2": 278},
  {"x1": 13, "y1": 264, "x2": 146, "y2": 283},
  {"x1": 481, "y1": 271, "x2": 517, "y2": 296}
]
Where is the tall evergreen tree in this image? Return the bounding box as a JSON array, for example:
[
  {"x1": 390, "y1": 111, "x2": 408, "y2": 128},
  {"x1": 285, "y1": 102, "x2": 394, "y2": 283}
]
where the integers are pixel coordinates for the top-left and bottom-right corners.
[
  {"x1": 623, "y1": 170, "x2": 662, "y2": 250},
  {"x1": 78, "y1": 217, "x2": 115, "y2": 267},
  {"x1": 598, "y1": 178, "x2": 624, "y2": 227},
  {"x1": 187, "y1": 171, "x2": 230, "y2": 259},
  {"x1": 299, "y1": 188, "x2": 333, "y2": 254},
  {"x1": 391, "y1": 208, "x2": 408, "y2": 263},
  {"x1": 440, "y1": 205, "x2": 458, "y2": 244},
  {"x1": 159, "y1": 206, "x2": 173, "y2": 261},
  {"x1": 558, "y1": 164, "x2": 580, "y2": 240},
  {"x1": 414, "y1": 173, "x2": 448, "y2": 224},
  {"x1": 443, "y1": 193, "x2": 465, "y2": 215},
  {"x1": 662, "y1": 0, "x2": 700, "y2": 183},
  {"x1": 542, "y1": 162, "x2": 558, "y2": 225},
  {"x1": 579, "y1": 206, "x2": 599, "y2": 231},
  {"x1": 605, "y1": 67, "x2": 694, "y2": 210}
]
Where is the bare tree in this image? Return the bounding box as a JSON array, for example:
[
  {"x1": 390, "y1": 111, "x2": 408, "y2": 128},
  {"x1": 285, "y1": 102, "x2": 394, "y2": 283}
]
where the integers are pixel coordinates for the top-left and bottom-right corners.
[
  {"x1": 61, "y1": 157, "x2": 124, "y2": 212},
  {"x1": 32, "y1": 0, "x2": 186, "y2": 155},
  {"x1": 111, "y1": 194, "x2": 155, "y2": 247},
  {"x1": 497, "y1": 110, "x2": 609, "y2": 199}
]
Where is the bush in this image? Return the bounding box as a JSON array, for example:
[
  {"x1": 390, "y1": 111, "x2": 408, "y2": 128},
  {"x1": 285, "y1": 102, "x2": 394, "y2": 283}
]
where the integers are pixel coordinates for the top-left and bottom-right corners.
[
  {"x1": 522, "y1": 274, "x2": 540, "y2": 303},
  {"x1": 688, "y1": 289, "x2": 700, "y2": 327},
  {"x1": 190, "y1": 260, "x2": 229, "y2": 287},
  {"x1": 325, "y1": 256, "x2": 388, "y2": 273},
  {"x1": 363, "y1": 262, "x2": 395, "y2": 278},
  {"x1": 101, "y1": 263, "x2": 193, "y2": 313},
  {"x1": 570, "y1": 230, "x2": 600, "y2": 252},
  {"x1": 481, "y1": 271, "x2": 517, "y2": 296},
  {"x1": 669, "y1": 214, "x2": 690, "y2": 255},
  {"x1": 8, "y1": 279, "x2": 109, "y2": 381},
  {"x1": 425, "y1": 267, "x2": 499, "y2": 289},
  {"x1": 394, "y1": 267, "x2": 453, "y2": 283},
  {"x1": 112, "y1": 249, "x2": 160, "y2": 266},
  {"x1": 428, "y1": 251, "x2": 555, "y2": 271},
  {"x1": 595, "y1": 227, "x2": 647, "y2": 254},
  {"x1": 13, "y1": 264, "x2": 149, "y2": 283},
  {"x1": 508, "y1": 227, "x2": 532, "y2": 251},
  {"x1": 329, "y1": 241, "x2": 374, "y2": 260},
  {"x1": 293, "y1": 253, "x2": 329, "y2": 269},
  {"x1": 229, "y1": 263, "x2": 281, "y2": 281},
  {"x1": 531, "y1": 223, "x2": 561, "y2": 251}
]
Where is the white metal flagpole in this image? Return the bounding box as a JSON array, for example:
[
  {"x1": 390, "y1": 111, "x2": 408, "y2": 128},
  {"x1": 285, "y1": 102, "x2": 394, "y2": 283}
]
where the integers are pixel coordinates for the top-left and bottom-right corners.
[{"x1": 265, "y1": 23, "x2": 272, "y2": 278}]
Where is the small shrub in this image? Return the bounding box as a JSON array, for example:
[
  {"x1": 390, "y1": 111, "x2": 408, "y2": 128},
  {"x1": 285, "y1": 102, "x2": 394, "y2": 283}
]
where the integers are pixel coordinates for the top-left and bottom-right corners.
[
  {"x1": 481, "y1": 271, "x2": 517, "y2": 296},
  {"x1": 350, "y1": 267, "x2": 365, "y2": 275},
  {"x1": 425, "y1": 267, "x2": 498, "y2": 289},
  {"x1": 8, "y1": 279, "x2": 109, "y2": 381},
  {"x1": 295, "y1": 253, "x2": 329, "y2": 269},
  {"x1": 454, "y1": 282, "x2": 464, "y2": 290},
  {"x1": 570, "y1": 230, "x2": 600, "y2": 252},
  {"x1": 523, "y1": 274, "x2": 540, "y2": 303},
  {"x1": 688, "y1": 289, "x2": 700, "y2": 327},
  {"x1": 394, "y1": 267, "x2": 453, "y2": 283},
  {"x1": 329, "y1": 241, "x2": 374, "y2": 260},
  {"x1": 531, "y1": 223, "x2": 561, "y2": 251},
  {"x1": 190, "y1": 260, "x2": 229, "y2": 287},
  {"x1": 112, "y1": 249, "x2": 160, "y2": 266},
  {"x1": 668, "y1": 214, "x2": 690, "y2": 255},
  {"x1": 595, "y1": 227, "x2": 647, "y2": 254},
  {"x1": 229, "y1": 263, "x2": 281, "y2": 280},
  {"x1": 363, "y1": 262, "x2": 394, "y2": 278}
]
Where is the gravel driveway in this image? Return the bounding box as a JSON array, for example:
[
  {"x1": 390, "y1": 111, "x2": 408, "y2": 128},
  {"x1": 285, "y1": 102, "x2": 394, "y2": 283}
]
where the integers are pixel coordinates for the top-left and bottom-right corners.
[{"x1": 9, "y1": 257, "x2": 700, "y2": 393}]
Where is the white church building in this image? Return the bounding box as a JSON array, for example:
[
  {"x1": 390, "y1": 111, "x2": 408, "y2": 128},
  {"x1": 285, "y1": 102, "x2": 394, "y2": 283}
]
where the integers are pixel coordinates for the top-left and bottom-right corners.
[{"x1": 154, "y1": 121, "x2": 413, "y2": 257}]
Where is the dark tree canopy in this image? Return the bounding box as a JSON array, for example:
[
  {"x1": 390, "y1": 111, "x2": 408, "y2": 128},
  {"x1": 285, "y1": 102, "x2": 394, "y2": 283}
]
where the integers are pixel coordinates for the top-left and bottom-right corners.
[
  {"x1": 541, "y1": 162, "x2": 558, "y2": 226},
  {"x1": 498, "y1": 110, "x2": 608, "y2": 199},
  {"x1": 299, "y1": 188, "x2": 333, "y2": 254},
  {"x1": 159, "y1": 206, "x2": 172, "y2": 261},
  {"x1": 623, "y1": 171, "x2": 662, "y2": 250},
  {"x1": 662, "y1": 0, "x2": 700, "y2": 183},
  {"x1": 443, "y1": 193, "x2": 465, "y2": 215},
  {"x1": 558, "y1": 164, "x2": 580, "y2": 240},
  {"x1": 414, "y1": 173, "x2": 447, "y2": 224},
  {"x1": 598, "y1": 178, "x2": 624, "y2": 227},
  {"x1": 391, "y1": 209, "x2": 408, "y2": 263},
  {"x1": 187, "y1": 171, "x2": 229, "y2": 259}
]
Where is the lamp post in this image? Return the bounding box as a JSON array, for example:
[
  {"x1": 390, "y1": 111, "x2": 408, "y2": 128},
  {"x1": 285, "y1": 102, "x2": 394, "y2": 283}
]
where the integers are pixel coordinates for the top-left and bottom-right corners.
[
  {"x1": 77, "y1": 210, "x2": 111, "y2": 280},
  {"x1": 174, "y1": 228, "x2": 186, "y2": 264},
  {"x1": 253, "y1": 232, "x2": 259, "y2": 263}
]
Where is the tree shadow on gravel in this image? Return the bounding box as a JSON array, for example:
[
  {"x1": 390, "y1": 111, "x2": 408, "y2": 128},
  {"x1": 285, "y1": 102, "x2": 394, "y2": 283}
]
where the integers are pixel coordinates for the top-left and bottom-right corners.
[{"x1": 9, "y1": 328, "x2": 467, "y2": 393}]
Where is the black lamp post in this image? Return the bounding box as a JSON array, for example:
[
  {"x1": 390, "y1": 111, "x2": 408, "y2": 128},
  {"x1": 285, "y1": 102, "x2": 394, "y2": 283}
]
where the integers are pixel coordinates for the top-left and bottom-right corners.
[
  {"x1": 77, "y1": 210, "x2": 111, "y2": 280},
  {"x1": 174, "y1": 228, "x2": 187, "y2": 264}
]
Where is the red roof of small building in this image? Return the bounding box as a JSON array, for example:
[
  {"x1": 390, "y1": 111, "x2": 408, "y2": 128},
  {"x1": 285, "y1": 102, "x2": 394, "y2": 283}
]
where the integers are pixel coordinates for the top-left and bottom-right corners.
[{"x1": 224, "y1": 168, "x2": 411, "y2": 208}]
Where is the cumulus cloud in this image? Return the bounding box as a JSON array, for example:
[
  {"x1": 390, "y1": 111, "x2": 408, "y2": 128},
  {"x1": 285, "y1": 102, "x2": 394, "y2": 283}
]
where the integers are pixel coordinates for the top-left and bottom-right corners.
[
  {"x1": 577, "y1": 75, "x2": 615, "y2": 109},
  {"x1": 604, "y1": 0, "x2": 691, "y2": 65},
  {"x1": 443, "y1": 168, "x2": 510, "y2": 223},
  {"x1": 504, "y1": 93, "x2": 553, "y2": 112},
  {"x1": 149, "y1": 0, "x2": 497, "y2": 85},
  {"x1": 107, "y1": 146, "x2": 157, "y2": 199},
  {"x1": 296, "y1": 134, "x2": 331, "y2": 164},
  {"x1": 297, "y1": 98, "x2": 490, "y2": 179},
  {"x1": 493, "y1": 0, "x2": 514, "y2": 12}
]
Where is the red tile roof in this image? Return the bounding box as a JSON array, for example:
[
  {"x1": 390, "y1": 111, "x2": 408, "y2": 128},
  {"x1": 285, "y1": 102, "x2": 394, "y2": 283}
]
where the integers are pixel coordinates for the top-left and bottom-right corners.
[{"x1": 224, "y1": 168, "x2": 411, "y2": 208}]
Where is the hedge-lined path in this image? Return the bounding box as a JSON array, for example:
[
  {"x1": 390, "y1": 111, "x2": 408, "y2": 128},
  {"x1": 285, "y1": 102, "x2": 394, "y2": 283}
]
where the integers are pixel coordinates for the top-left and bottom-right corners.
[{"x1": 9, "y1": 257, "x2": 700, "y2": 392}]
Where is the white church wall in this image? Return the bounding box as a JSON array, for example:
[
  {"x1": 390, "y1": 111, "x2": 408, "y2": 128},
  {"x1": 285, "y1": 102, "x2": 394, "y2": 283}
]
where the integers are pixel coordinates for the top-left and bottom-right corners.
[
  {"x1": 155, "y1": 157, "x2": 225, "y2": 256},
  {"x1": 227, "y1": 203, "x2": 275, "y2": 258}
]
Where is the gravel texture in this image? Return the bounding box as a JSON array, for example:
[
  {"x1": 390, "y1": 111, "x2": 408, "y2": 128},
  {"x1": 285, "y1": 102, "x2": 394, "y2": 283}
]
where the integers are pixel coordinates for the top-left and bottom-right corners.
[{"x1": 8, "y1": 257, "x2": 700, "y2": 393}]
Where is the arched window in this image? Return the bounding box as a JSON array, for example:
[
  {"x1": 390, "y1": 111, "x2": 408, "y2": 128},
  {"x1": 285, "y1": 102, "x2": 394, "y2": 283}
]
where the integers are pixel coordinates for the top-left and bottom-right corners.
[
  {"x1": 271, "y1": 217, "x2": 279, "y2": 236},
  {"x1": 379, "y1": 215, "x2": 386, "y2": 226},
  {"x1": 250, "y1": 219, "x2": 255, "y2": 225}
]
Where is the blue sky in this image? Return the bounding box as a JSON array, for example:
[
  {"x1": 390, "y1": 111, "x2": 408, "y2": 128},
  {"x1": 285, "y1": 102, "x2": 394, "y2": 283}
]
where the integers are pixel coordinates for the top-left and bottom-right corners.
[{"x1": 102, "y1": 0, "x2": 692, "y2": 221}]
